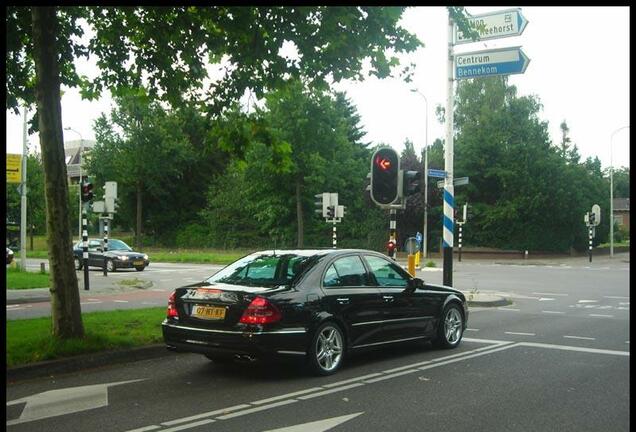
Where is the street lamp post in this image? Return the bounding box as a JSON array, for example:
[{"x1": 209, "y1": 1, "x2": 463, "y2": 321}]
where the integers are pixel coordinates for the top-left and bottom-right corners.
[
  {"x1": 609, "y1": 125, "x2": 629, "y2": 258},
  {"x1": 411, "y1": 89, "x2": 429, "y2": 258},
  {"x1": 64, "y1": 127, "x2": 83, "y2": 241}
]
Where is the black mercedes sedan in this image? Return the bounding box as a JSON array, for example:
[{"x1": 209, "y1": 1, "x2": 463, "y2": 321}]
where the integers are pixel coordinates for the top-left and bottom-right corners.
[
  {"x1": 73, "y1": 238, "x2": 149, "y2": 272},
  {"x1": 162, "y1": 249, "x2": 468, "y2": 376}
]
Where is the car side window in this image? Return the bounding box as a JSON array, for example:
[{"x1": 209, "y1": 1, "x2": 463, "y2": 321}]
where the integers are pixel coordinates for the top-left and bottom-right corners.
[
  {"x1": 364, "y1": 255, "x2": 408, "y2": 287},
  {"x1": 323, "y1": 256, "x2": 369, "y2": 288},
  {"x1": 88, "y1": 241, "x2": 101, "y2": 252}
]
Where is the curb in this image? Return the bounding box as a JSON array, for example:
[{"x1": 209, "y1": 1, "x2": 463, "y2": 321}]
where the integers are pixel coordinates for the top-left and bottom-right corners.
[
  {"x1": 7, "y1": 295, "x2": 50, "y2": 305},
  {"x1": 7, "y1": 344, "x2": 175, "y2": 384},
  {"x1": 467, "y1": 297, "x2": 512, "y2": 308}
]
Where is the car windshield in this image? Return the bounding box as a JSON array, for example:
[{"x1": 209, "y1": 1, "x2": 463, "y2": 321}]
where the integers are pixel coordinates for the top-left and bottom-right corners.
[
  {"x1": 107, "y1": 239, "x2": 133, "y2": 251},
  {"x1": 206, "y1": 252, "x2": 319, "y2": 288}
]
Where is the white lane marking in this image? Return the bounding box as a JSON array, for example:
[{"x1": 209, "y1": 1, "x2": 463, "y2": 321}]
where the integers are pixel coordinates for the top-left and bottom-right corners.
[
  {"x1": 113, "y1": 300, "x2": 129, "y2": 303},
  {"x1": 619, "y1": 302, "x2": 630, "y2": 305},
  {"x1": 80, "y1": 301, "x2": 102, "y2": 305},
  {"x1": 217, "y1": 399, "x2": 298, "y2": 419},
  {"x1": 578, "y1": 300, "x2": 598, "y2": 303},
  {"x1": 564, "y1": 335, "x2": 596, "y2": 341},
  {"x1": 497, "y1": 307, "x2": 520, "y2": 312},
  {"x1": 7, "y1": 379, "x2": 145, "y2": 426},
  {"x1": 466, "y1": 328, "x2": 479, "y2": 332},
  {"x1": 417, "y1": 343, "x2": 519, "y2": 371},
  {"x1": 605, "y1": 296, "x2": 629, "y2": 300},
  {"x1": 542, "y1": 311, "x2": 565, "y2": 314},
  {"x1": 161, "y1": 419, "x2": 215, "y2": 432},
  {"x1": 504, "y1": 332, "x2": 536, "y2": 336},
  {"x1": 589, "y1": 314, "x2": 614, "y2": 318},
  {"x1": 251, "y1": 388, "x2": 323, "y2": 405},
  {"x1": 518, "y1": 342, "x2": 629, "y2": 356},
  {"x1": 363, "y1": 369, "x2": 419, "y2": 383},
  {"x1": 263, "y1": 412, "x2": 364, "y2": 432},
  {"x1": 297, "y1": 383, "x2": 365, "y2": 400},
  {"x1": 6, "y1": 305, "x2": 22, "y2": 309},
  {"x1": 626, "y1": 341, "x2": 630, "y2": 344},
  {"x1": 538, "y1": 298, "x2": 555, "y2": 301},
  {"x1": 533, "y1": 292, "x2": 568, "y2": 297},
  {"x1": 322, "y1": 373, "x2": 383, "y2": 388},
  {"x1": 160, "y1": 404, "x2": 250, "y2": 426}
]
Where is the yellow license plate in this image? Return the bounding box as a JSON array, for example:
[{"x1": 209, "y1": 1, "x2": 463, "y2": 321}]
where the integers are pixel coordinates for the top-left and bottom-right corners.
[
  {"x1": 192, "y1": 305, "x2": 226, "y2": 320},
  {"x1": 133, "y1": 260, "x2": 144, "y2": 266}
]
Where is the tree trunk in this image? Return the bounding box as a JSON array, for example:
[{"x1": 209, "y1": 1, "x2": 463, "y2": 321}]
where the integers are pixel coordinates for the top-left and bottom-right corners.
[
  {"x1": 136, "y1": 181, "x2": 143, "y2": 250},
  {"x1": 295, "y1": 179, "x2": 304, "y2": 248},
  {"x1": 32, "y1": 7, "x2": 84, "y2": 338}
]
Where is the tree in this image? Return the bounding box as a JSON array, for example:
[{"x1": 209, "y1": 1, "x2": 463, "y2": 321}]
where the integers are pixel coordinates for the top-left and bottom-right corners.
[{"x1": 6, "y1": 6, "x2": 421, "y2": 338}]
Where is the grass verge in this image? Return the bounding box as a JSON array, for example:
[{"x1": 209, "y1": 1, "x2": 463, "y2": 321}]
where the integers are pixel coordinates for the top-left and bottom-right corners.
[
  {"x1": 143, "y1": 249, "x2": 249, "y2": 265},
  {"x1": 6, "y1": 307, "x2": 165, "y2": 368},
  {"x1": 6, "y1": 266, "x2": 50, "y2": 290}
]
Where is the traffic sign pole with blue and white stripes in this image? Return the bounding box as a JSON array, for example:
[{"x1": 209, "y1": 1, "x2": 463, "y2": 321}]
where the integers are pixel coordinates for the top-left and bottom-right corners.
[{"x1": 443, "y1": 14, "x2": 455, "y2": 287}]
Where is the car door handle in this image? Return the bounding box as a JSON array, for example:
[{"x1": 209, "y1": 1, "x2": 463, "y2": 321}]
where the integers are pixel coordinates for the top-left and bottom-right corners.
[
  {"x1": 336, "y1": 297, "x2": 350, "y2": 305},
  {"x1": 383, "y1": 295, "x2": 394, "y2": 302}
]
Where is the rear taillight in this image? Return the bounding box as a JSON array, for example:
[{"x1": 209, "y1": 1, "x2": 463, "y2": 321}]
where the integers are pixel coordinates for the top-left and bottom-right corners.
[
  {"x1": 167, "y1": 291, "x2": 179, "y2": 319},
  {"x1": 239, "y1": 296, "x2": 281, "y2": 325}
]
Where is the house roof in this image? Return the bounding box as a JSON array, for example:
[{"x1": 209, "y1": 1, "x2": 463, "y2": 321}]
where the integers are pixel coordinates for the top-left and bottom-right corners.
[{"x1": 613, "y1": 198, "x2": 630, "y2": 211}]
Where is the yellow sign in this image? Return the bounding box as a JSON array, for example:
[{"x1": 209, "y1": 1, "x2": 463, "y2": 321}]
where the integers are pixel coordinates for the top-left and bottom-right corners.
[{"x1": 6, "y1": 153, "x2": 22, "y2": 183}]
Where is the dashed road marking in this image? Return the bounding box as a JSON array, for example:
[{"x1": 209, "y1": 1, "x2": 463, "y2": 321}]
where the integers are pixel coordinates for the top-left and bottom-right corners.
[
  {"x1": 113, "y1": 300, "x2": 128, "y2": 303},
  {"x1": 466, "y1": 328, "x2": 479, "y2": 332},
  {"x1": 578, "y1": 300, "x2": 598, "y2": 303},
  {"x1": 542, "y1": 311, "x2": 565, "y2": 314},
  {"x1": 504, "y1": 332, "x2": 535, "y2": 336},
  {"x1": 605, "y1": 296, "x2": 629, "y2": 300},
  {"x1": 497, "y1": 307, "x2": 520, "y2": 312},
  {"x1": 563, "y1": 335, "x2": 596, "y2": 340},
  {"x1": 589, "y1": 314, "x2": 614, "y2": 318},
  {"x1": 533, "y1": 292, "x2": 568, "y2": 297}
]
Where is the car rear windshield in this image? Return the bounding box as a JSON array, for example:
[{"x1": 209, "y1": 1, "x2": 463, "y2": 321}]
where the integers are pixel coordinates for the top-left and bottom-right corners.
[{"x1": 206, "y1": 253, "x2": 318, "y2": 288}]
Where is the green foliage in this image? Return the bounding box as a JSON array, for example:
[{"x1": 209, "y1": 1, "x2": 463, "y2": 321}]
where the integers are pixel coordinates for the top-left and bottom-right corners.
[{"x1": 452, "y1": 77, "x2": 611, "y2": 252}]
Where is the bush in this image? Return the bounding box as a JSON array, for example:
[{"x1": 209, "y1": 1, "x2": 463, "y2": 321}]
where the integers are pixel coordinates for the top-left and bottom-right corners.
[{"x1": 175, "y1": 223, "x2": 212, "y2": 248}]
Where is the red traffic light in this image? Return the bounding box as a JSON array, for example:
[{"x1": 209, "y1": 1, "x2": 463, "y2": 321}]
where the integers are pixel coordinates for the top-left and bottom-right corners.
[{"x1": 375, "y1": 155, "x2": 392, "y2": 171}]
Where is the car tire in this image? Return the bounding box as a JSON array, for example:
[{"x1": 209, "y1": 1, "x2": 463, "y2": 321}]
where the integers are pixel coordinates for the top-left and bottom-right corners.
[
  {"x1": 106, "y1": 259, "x2": 116, "y2": 272},
  {"x1": 135, "y1": 266, "x2": 145, "y2": 271},
  {"x1": 74, "y1": 256, "x2": 83, "y2": 270},
  {"x1": 433, "y1": 303, "x2": 464, "y2": 349},
  {"x1": 307, "y1": 321, "x2": 345, "y2": 376}
]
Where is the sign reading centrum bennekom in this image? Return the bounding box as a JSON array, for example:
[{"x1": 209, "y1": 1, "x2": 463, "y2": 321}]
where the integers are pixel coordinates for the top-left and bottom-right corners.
[
  {"x1": 6, "y1": 153, "x2": 22, "y2": 183},
  {"x1": 455, "y1": 46, "x2": 530, "y2": 80},
  {"x1": 454, "y1": 8, "x2": 528, "y2": 44}
]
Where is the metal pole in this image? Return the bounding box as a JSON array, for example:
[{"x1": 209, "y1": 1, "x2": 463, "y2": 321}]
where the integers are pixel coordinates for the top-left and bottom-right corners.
[
  {"x1": 458, "y1": 224, "x2": 462, "y2": 262},
  {"x1": 20, "y1": 106, "x2": 28, "y2": 271},
  {"x1": 64, "y1": 127, "x2": 83, "y2": 242},
  {"x1": 443, "y1": 14, "x2": 455, "y2": 287},
  {"x1": 389, "y1": 209, "x2": 397, "y2": 260},
  {"x1": 103, "y1": 217, "x2": 109, "y2": 276},
  {"x1": 82, "y1": 205, "x2": 90, "y2": 290},
  {"x1": 609, "y1": 125, "x2": 629, "y2": 258},
  {"x1": 411, "y1": 89, "x2": 429, "y2": 259},
  {"x1": 332, "y1": 221, "x2": 337, "y2": 249},
  {"x1": 588, "y1": 222, "x2": 593, "y2": 263}
]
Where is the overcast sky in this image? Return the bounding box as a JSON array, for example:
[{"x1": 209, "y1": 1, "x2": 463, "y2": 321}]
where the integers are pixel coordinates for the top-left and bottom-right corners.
[{"x1": 5, "y1": 6, "x2": 630, "y2": 170}]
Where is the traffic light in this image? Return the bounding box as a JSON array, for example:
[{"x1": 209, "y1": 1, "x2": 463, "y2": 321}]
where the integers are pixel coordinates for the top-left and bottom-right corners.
[
  {"x1": 370, "y1": 148, "x2": 399, "y2": 206},
  {"x1": 589, "y1": 212, "x2": 596, "y2": 226},
  {"x1": 402, "y1": 170, "x2": 421, "y2": 196},
  {"x1": 326, "y1": 205, "x2": 335, "y2": 219},
  {"x1": 81, "y1": 181, "x2": 94, "y2": 203},
  {"x1": 386, "y1": 240, "x2": 396, "y2": 255}
]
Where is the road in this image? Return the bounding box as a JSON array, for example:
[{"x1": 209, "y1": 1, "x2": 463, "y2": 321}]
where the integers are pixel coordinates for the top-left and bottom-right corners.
[{"x1": 6, "y1": 256, "x2": 630, "y2": 431}]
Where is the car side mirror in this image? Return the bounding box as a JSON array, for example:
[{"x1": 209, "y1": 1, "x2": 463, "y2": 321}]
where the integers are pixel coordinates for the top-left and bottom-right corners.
[{"x1": 406, "y1": 277, "x2": 424, "y2": 292}]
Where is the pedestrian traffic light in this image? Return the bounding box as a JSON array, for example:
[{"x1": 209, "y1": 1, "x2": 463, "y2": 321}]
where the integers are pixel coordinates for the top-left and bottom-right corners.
[
  {"x1": 402, "y1": 170, "x2": 421, "y2": 196},
  {"x1": 81, "y1": 181, "x2": 94, "y2": 203},
  {"x1": 326, "y1": 205, "x2": 335, "y2": 219},
  {"x1": 370, "y1": 148, "x2": 399, "y2": 206},
  {"x1": 386, "y1": 240, "x2": 396, "y2": 255}
]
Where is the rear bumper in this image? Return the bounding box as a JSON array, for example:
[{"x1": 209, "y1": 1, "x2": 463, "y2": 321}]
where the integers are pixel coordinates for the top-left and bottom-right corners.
[{"x1": 161, "y1": 319, "x2": 309, "y2": 360}]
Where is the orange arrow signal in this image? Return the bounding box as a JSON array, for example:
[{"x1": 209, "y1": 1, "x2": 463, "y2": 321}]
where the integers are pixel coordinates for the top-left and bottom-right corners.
[{"x1": 375, "y1": 156, "x2": 392, "y2": 171}]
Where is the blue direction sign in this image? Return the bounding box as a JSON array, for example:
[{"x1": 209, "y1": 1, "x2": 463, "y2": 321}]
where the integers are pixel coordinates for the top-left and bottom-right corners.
[
  {"x1": 455, "y1": 8, "x2": 529, "y2": 44},
  {"x1": 428, "y1": 169, "x2": 447, "y2": 178},
  {"x1": 455, "y1": 46, "x2": 530, "y2": 80}
]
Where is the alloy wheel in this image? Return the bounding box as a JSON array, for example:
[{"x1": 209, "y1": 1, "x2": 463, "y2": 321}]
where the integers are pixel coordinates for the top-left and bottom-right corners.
[
  {"x1": 444, "y1": 307, "x2": 463, "y2": 344},
  {"x1": 315, "y1": 324, "x2": 344, "y2": 373}
]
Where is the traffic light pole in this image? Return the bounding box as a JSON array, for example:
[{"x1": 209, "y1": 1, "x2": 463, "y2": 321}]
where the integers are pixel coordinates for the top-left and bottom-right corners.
[
  {"x1": 389, "y1": 209, "x2": 397, "y2": 260},
  {"x1": 82, "y1": 204, "x2": 89, "y2": 290},
  {"x1": 332, "y1": 221, "x2": 337, "y2": 249},
  {"x1": 443, "y1": 14, "x2": 455, "y2": 287},
  {"x1": 103, "y1": 216, "x2": 109, "y2": 276},
  {"x1": 588, "y1": 220, "x2": 593, "y2": 263}
]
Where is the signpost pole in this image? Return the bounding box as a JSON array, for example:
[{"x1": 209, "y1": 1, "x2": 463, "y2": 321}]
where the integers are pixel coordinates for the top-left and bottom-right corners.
[
  {"x1": 82, "y1": 204, "x2": 90, "y2": 290},
  {"x1": 20, "y1": 106, "x2": 28, "y2": 271},
  {"x1": 443, "y1": 14, "x2": 455, "y2": 287},
  {"x1": 332, "y1": 220, "x2": 337, "y2": 249},
  {"x1": 588, "y1": 220, "x2": 593, "y2": 263},
  {"x1": 458, "y1": 223, "x2": 463, "y2": 262}
]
